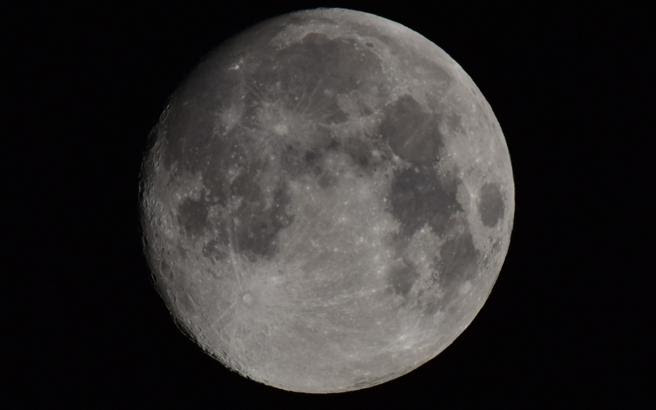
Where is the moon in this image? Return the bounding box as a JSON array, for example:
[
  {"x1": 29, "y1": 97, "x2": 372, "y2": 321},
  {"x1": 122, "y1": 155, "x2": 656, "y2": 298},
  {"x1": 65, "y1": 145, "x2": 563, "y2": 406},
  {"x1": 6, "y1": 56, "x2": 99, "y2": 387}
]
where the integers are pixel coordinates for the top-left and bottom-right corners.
[{"x1": 140, "y1": 8, "x2": 514, "y2": 393}]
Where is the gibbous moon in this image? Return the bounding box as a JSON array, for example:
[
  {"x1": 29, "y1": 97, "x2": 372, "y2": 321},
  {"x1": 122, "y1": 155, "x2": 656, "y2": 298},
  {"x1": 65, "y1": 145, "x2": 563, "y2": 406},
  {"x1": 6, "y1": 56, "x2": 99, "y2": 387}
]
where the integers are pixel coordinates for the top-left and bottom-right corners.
[{"x1": 140, "y1": 8, "x2": 514, "y2": 393}]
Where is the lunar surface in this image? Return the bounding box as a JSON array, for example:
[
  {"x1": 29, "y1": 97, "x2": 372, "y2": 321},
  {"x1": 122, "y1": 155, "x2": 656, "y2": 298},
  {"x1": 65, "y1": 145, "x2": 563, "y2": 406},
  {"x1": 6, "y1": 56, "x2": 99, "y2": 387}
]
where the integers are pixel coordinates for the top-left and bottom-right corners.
[{"x1": 140, "y1": 8, "x2": 514, "y2": 393}]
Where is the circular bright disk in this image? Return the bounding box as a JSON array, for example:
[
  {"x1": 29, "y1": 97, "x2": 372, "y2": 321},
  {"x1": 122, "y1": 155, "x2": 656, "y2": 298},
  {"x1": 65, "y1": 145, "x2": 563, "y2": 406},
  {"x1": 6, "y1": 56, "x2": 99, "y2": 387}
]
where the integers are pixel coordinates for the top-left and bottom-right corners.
[{"x1": 140, "y1": 8, "x2": 514, "y2": 393}]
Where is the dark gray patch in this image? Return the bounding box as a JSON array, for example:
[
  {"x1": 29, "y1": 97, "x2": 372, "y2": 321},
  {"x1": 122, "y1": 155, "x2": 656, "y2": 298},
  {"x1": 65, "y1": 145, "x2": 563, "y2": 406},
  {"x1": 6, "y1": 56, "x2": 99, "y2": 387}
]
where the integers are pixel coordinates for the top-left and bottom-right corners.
[
  {"x1": 304, "y1": 149, "x2": 340, "y2": 188},
  {"x1": 232, "y1": 175, "x2": 294, "y2": 261},
  {"x1": 323, "y1": 108, "x2": 350, "y2": 124},
  {"x1": 478, "y1": 183, "x2": 505, "y2": 227},
  {"x1": 380, "y1": 95, "x2": 444, "y2": 165},
  {"x1": 388, "y1": 259, "x2": 419, "y2": 296},
  {"x1": 177, "y1": 196, "x2": 209, "y2": 238},
  {"x1": 279, "y1": 144, "x2": 304, "y2": 176},
  {"x1": 388, "y1": 166, "x2": 462, "y2": 237},
  {"x1": 250, "y1": 32, "x2": 387, "y2": 122},
  {"x1": 280, "y1": 144, "x2": 322, "y2": 177},
  {"x1": 434, "y1": 229, "x2": 479, "y2": 302},
  {"x1": 340, "y1": 137, "x2": 377, "y2": 175},
  {"x1": 304, "y1": 150, "x2": 320, "y2": 167}
]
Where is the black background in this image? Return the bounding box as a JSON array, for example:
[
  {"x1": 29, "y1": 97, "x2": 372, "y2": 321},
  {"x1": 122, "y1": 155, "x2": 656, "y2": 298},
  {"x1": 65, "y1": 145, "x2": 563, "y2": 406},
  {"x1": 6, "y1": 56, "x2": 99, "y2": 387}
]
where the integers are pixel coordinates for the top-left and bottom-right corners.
[{"x1": 11, "y1": 1, "x2": 652, "y2": 408}]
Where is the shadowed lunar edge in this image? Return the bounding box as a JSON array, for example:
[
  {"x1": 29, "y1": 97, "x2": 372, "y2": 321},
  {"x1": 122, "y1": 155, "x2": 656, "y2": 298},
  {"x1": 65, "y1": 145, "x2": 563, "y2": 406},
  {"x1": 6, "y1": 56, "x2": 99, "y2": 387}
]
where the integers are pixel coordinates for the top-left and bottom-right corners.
[{"x1": 140, "y1": 8, "x2": 513, "y2": 394}]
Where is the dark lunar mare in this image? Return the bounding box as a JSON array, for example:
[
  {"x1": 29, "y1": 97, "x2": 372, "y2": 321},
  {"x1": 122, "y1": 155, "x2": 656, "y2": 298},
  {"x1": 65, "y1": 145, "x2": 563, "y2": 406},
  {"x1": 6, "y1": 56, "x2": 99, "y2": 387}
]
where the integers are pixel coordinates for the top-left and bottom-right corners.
[
  {"x1": 478, "y1": 182, "x2": 505, "y2": 227},
  {"x1": 380, "y1": 89, "x2": 482, "y2": 309},
  {"x1": 231, "y1": 175, "x2": 294, "y2": 261},
  {"x1": 249, "y1": 32, "x2": 388, "y2": 121},
  {"x1": 388, "y1": 166, "x2": 462, "y2": 237},
  {"x1": 380, "y1": 95, "x2": 445, "y2": 165},
  {"x1": 177, "y1": 195, "x2": 210, "y2": 238},
  {"x1": 385, "y1": 164, "x2": 480, "y2": 307}
]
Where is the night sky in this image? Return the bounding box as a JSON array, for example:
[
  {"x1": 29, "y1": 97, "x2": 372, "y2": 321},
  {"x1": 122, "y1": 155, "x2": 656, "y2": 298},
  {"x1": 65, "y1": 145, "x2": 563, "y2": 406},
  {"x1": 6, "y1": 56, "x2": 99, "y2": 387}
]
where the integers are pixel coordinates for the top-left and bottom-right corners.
[{"x1": 10, "y1": 2, "x2": 651, "y2": 408}]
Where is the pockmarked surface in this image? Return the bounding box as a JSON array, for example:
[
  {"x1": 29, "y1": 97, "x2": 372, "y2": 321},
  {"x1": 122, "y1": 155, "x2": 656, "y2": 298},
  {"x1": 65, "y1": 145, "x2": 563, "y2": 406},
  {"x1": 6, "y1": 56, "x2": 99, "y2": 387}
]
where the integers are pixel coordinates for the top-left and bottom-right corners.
[{"x1": 140, "y1": 8, "x2": 514, "y2": 393}]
